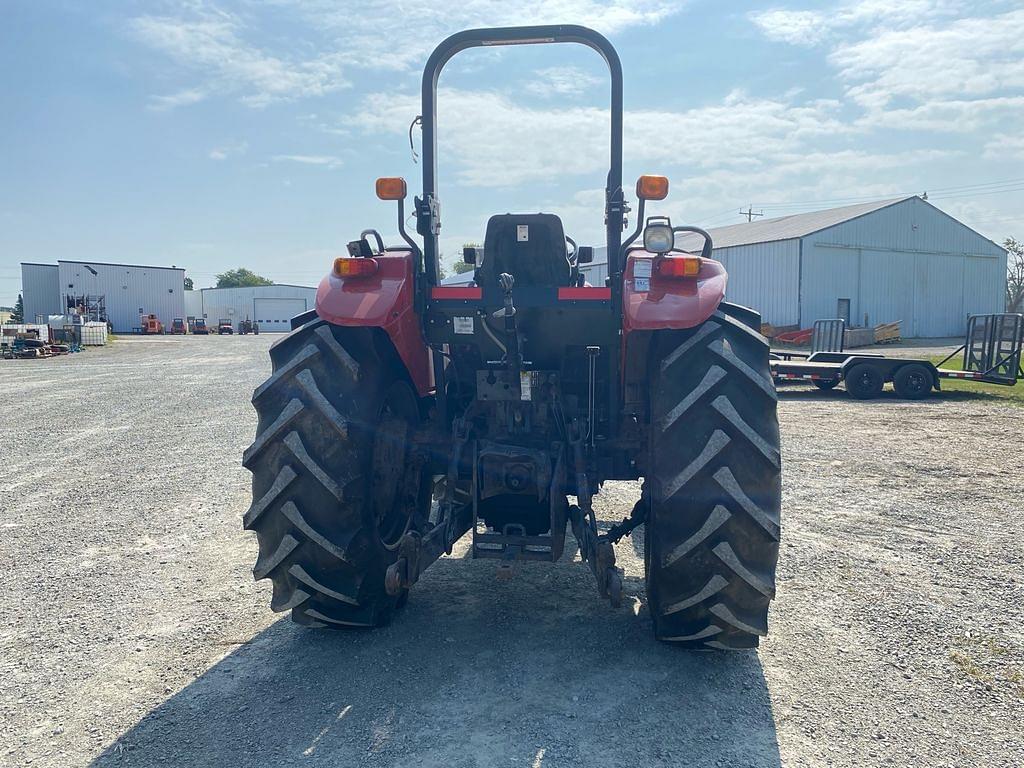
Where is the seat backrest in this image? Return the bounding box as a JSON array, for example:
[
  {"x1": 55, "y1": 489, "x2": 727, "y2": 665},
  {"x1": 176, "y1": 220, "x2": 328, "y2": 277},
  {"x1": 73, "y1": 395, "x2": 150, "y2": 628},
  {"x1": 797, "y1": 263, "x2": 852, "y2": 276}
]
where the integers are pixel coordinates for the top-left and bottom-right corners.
[{"x1": 478, "y1": 213, "x2": 570, "y2": 289}]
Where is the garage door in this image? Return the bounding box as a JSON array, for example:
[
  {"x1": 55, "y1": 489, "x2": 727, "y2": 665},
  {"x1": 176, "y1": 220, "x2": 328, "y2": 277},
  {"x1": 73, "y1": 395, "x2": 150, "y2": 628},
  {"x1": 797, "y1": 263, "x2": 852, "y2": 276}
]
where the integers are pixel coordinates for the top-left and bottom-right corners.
[{"x1": 254, "y1": 298, "x2": 308, "y2": 331}]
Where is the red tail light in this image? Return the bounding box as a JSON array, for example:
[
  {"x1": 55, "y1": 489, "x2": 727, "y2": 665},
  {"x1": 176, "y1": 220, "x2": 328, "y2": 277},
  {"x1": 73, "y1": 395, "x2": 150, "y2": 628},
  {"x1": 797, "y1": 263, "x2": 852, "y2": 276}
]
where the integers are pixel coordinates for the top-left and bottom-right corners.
[
  {"x1": 656, "y1": 256, "x2": 701, "y2": 278},
  {"x1": 333, "y1": 257, "x2": 378, "y2": 278}
]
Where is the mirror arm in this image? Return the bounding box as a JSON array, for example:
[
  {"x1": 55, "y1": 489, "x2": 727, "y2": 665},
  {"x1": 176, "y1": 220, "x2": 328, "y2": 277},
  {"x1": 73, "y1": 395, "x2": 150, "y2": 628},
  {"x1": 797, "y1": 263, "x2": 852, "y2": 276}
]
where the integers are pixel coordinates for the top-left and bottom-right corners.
[
  {"x1": 397, "y1": 198, "x2": 423, "y2": 261},
  {"x1": 619, "y1": 197, "x2": 646, "y2": 259}
]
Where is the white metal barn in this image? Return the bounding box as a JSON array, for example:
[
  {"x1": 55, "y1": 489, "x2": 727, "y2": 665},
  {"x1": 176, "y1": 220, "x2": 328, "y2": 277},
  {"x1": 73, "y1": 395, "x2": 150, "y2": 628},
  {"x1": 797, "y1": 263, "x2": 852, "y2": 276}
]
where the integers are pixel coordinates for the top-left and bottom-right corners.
[
  {"x1": 188, "y1": 285, "x2": 316, "y2": 332},
  {"x1": 680, "y1": 196, "x2": 1007, "y2": 337},
  {"x1": 20, "y1": 260, "x2": 186, "y2": 332},
  {"x1": 20, "y1": 263, "x2": 61, "y2": 325},
  {"x1": 437, "y1": 198, "x2": 1005, "y2": 336}
]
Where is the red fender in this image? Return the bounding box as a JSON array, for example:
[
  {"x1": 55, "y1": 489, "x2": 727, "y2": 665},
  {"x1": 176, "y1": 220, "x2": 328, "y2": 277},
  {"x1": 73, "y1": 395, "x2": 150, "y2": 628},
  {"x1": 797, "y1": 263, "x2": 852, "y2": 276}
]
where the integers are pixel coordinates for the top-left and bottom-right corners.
[
  {"x1": 315, "y1": 253, "x2": 433, "y2": 396},
  {"x1": 622, "y1": 251, "x2": 728, "y2": 333}
]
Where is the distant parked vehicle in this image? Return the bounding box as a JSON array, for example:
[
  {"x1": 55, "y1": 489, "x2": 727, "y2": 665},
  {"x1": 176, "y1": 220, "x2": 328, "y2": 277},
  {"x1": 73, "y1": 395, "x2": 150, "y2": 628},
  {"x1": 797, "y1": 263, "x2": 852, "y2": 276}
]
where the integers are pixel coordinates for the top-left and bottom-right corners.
[
  {"x1": 217, "y1": 319, "x2": 234, "y2": 335},
  {"x1": 140, "y1": 314, "x2": 164, "y2": 334},
  {"x1": 170, "y1": 318, "x2": 187, "y2": 335},
  {"x1": 192, "y1": 318, "x2": 210, "y2": 335},
  {"x1": 238, "y1": 318, "x2": 259, "y2": 335}
]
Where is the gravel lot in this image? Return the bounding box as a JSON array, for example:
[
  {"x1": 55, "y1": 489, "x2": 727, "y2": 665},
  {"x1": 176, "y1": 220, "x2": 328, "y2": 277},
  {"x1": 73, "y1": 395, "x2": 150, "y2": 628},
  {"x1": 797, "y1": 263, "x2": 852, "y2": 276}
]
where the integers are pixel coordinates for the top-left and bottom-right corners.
[{"x1": 2, "y1": 335, "x2": 1022, "y2": 767}]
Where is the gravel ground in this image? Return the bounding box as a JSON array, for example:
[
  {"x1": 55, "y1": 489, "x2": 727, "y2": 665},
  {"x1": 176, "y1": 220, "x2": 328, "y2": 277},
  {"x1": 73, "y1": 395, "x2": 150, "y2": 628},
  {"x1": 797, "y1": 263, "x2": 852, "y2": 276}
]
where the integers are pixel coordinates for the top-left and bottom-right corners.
[{"x1": 2, "y1": 335, "x2": 1022, "y2": 768}]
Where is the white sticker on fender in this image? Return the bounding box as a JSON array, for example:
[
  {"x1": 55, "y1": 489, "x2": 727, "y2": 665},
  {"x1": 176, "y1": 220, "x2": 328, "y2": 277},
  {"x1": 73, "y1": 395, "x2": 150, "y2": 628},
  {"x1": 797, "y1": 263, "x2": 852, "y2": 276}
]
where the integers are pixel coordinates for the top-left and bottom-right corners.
[
  {"x1": 633, "y1": 259, "x2": 652, "y2": 278},
  {"x1": 453, "y1": 316, "x2": 474, "y2": 334},
  {"x1": 520, "y1": 371, "x2": 532, "y2": 401},
  {"x1": 634, "y1": 277, "x2": 650, "y2": 292},
  {"x1": 517, "y1": 224, "x2": 529, "y2": 242}
]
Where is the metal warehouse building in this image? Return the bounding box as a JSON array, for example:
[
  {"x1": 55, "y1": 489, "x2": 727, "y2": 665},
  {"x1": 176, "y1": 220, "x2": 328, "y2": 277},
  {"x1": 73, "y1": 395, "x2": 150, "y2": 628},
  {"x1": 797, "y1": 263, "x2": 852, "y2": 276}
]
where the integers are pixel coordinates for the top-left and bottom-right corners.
[
  {"x1": 185, "y1": 285, "x2": 316, "y2": 332},
  {"x1": 679, "y1": 196, "x2": 1007, "y2": 337},
  {"x1": 21, "y1": 260, "x2": 185, "y2": 332},
  {"x1": 445, "y1": 196, "x2": 1005, "y2": 338}
]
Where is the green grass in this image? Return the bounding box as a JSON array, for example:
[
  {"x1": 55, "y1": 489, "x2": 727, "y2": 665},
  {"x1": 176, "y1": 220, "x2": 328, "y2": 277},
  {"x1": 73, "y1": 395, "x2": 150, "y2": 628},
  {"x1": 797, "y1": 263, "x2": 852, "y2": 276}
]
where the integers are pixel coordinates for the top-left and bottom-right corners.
[{"x1": 928, "y1": 354, "x2": 1024, "y2": 406}]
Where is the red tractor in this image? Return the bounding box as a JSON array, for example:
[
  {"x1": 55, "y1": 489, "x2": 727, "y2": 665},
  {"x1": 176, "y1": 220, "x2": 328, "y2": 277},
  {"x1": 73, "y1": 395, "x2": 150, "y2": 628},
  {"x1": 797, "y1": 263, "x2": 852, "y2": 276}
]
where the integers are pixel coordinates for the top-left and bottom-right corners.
[{"x1": 243, "y1": 25, "x2": 781, "y2": 648}]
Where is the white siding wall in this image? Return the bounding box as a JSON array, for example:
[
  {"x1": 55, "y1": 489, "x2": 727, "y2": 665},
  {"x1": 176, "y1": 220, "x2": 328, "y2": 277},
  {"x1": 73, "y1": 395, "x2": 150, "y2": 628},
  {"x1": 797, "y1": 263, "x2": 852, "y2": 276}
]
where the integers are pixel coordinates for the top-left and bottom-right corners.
[
  {"x1": 184, "y1": 290, "x2": 204, "y2": 319},
  {"x1": 713, "y1": 241, "x2": 800, "y2": 326},
  {"x1": 57, "y1": 261, "x2": 185, "y2": 332},
  {"x1": 196, "y1": 286, "x2": 316, "y2": 332},
  {"x1": 21, "y1": 263, "x2": 60, "y2": 323},
  {"x1": 801, "y1": 199, "x2": 1007, "y2": 337},
  {"x1": 801, "y1": 244, "x2": 1005, "y2": 337}
]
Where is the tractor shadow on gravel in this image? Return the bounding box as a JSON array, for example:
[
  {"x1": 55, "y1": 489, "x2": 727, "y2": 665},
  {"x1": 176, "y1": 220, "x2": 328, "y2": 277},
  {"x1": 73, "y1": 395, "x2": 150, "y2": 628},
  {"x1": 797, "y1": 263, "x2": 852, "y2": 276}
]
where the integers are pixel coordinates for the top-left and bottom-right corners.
[{"x1": 92, "y1": 555, "x2": 781, "y2": 768}]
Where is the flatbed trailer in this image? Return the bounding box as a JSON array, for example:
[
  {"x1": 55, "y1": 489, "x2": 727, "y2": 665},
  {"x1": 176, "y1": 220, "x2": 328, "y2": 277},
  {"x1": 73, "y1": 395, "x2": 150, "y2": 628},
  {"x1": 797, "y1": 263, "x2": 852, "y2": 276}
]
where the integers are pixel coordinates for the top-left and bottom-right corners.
[{"x1": 770, "y1": 314, "x2": 1023, "y2": 400}]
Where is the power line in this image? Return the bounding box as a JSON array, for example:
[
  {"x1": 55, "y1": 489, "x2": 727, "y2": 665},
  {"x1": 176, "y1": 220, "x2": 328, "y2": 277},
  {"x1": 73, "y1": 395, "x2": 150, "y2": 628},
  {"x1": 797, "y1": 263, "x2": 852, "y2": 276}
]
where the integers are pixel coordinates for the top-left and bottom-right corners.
[
  {"x1": 739, "y1": 205, "x2": 764, "y2": 223},
  {"x1": 754, "y1": 176, "x2": 1024, "y2": 212}
]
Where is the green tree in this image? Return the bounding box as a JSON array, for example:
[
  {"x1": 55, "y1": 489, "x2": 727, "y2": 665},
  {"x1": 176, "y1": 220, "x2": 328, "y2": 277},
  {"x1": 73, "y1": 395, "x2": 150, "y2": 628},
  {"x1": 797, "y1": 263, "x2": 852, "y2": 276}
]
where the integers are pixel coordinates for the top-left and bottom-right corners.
[
  {"x1": 184, "y1": 276, "x2": 194, "y2": 291},
  {"x1": 1006, "y1": 237, "x2": 1024, "y2": 313},
  {"x1": 12, "y1": 293, "x2": 24, "y2": 323},
  {"x1": 215, "y1": 268, "x2": 274, "y2": 288},
  {"x1": 452, "y1": 242, "x2": 480, "y2": 274}
]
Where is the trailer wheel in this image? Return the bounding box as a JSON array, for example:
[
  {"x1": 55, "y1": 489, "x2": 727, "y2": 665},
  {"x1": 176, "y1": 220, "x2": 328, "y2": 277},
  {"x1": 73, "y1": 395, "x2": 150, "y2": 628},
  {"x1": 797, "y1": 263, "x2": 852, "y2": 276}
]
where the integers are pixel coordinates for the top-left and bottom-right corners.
[
  {"x1": 845, "y1": 363, "x2": 884, "y2": 399},
  {"x1": 813, "y1": 378, "x2": 839, "y2": 391},
  {"x1": 645, "y1": 306, "x2": 781, "y2": 649},
  {"x1": 243, "y1": 317, "x2": 430, "y2": 628},
  {"x1": 893, "y1": 363, "x2": 933, "y2": 400}
]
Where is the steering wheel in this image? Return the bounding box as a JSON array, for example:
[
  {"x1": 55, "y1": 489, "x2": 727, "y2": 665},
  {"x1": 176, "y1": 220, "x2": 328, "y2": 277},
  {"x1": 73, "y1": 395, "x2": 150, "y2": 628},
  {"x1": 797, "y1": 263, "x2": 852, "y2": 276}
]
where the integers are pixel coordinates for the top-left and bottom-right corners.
[{"x1": 565, "y1": 236, "x2": 578, "y2": 263}]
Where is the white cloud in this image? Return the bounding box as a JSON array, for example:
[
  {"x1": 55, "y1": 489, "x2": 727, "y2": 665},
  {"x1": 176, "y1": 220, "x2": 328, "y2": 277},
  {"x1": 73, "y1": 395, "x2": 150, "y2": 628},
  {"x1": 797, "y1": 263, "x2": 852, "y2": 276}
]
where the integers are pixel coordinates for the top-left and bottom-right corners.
[
  {"x1": 749, "y1": 4, "x2": 1024, "y2": 137},
  {"x1": 363, "y1": 86, "x2": 942, "y2": 189},
  {"x1": 272, "y1": 154, "x2": 343, "y2": 169},
  {"x1": 130, "y1": 8, "x2": 349, "y2": 109},
  {"x1": 748, "y1": 9, "x2": 829, "y2": 45},
  {"x1": 208, "y1": 140, "x2": 249, "y2": 161},
  {"x1": 148, "y1": 88, "x2": 208, "y2": 111},
  {"x1": 526, "y1": 66, "x2": 603, "y2": 97},
  {"x1": 983, "y1": 133, "x2": 1024, "y2": 162},
  {"x1": 132, "y1": 1, "x2": 690, "y2": 107},
  {"x1": 750, "y1": 1, "x2": 964, "y2": 47},
  {"x1": 854, "y1": 96, "x2": 1024, "y2": 132},
  {"x1": 269, "y1": 0, "x2": 690, "y2": 69},
  {"x1": 831, "y1": 9, "x2": 1024, "y2": 109}
]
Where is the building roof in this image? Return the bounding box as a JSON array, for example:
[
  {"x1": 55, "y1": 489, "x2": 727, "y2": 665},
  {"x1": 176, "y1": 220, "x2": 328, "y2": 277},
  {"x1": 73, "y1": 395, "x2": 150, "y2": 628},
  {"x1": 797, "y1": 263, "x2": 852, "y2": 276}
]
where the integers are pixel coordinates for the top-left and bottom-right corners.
[
  {"x1": 678, "y1": 197, "x2": 909, "y2": 250},
  {"x1": 56, "y1": 259, "x2": 186, "y2": 272},
  {"x1": 199, "y1": 283, "x2": 316, "y2": 292}
]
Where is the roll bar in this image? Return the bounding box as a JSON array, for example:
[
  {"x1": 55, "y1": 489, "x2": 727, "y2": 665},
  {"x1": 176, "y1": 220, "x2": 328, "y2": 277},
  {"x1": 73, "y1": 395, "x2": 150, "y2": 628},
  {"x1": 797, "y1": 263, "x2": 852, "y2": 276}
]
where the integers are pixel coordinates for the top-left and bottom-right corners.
[{"x1": 416, "y1": 25, "x2": 625, "y2": 288}]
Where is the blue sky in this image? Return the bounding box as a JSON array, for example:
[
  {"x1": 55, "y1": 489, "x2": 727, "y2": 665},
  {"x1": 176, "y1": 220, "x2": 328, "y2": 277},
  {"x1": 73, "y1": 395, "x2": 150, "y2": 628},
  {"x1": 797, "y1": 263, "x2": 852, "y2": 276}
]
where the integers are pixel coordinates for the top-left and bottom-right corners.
[{"x1": 2, "y1": 0, "x2": 1023, "y2": 306}]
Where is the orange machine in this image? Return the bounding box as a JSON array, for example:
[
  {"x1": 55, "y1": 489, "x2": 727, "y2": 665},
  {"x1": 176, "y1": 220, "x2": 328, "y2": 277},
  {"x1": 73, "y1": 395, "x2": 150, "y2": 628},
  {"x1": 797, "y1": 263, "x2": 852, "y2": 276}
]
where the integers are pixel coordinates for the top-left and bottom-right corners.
[{"x1": 141, "y1": 314, "x2": 164, "y2": 334}]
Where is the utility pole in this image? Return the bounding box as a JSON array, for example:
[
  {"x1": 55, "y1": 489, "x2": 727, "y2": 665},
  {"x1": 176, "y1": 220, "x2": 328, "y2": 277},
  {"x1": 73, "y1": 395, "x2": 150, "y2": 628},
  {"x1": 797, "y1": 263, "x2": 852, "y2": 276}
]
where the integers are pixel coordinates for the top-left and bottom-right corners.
[{"x1": 740, "y1": 205, "x2": 764, "y2": 223}]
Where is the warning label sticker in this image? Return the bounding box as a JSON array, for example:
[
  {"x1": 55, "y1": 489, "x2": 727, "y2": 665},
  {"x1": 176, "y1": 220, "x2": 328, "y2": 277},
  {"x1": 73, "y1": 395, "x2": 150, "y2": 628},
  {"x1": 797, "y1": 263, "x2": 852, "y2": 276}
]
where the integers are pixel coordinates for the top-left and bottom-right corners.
[
  {"x1": 517, "y1": 224, "x2": 529, "y2": 242},
  {"x1": 520, "y1": 371, "x2": 532, "y2": 401},
  {"x1": 453, "y1": 316, "x2": 474, "y2": 334},
  {"x1": 634, "y1": 277, "x2": 650, "y2": 292},
  {"x1": 633, "y1": 259, "x2": 652, "y2": 278}
]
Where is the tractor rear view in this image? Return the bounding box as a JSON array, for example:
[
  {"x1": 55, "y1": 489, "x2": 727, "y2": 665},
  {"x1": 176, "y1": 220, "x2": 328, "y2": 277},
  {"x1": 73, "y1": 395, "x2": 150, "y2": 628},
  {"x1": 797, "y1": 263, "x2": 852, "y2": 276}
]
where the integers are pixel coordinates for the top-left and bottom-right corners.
[{"x1": 243, "y1": 25, "x2": 781, "y2": 648}]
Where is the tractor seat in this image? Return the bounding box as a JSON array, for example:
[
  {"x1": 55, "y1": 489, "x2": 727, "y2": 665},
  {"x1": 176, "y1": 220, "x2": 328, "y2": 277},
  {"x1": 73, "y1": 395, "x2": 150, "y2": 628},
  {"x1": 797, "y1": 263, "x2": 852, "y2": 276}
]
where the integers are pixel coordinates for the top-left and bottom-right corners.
[{"x1": 477, "y1": 213, "x2": 571, "y2": 290}]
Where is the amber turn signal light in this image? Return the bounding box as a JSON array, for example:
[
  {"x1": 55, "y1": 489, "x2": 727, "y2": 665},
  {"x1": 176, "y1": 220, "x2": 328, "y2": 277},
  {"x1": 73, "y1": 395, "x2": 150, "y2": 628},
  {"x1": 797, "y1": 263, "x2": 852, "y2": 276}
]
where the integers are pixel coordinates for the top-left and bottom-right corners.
[
  {"x1": 656, "y1": 255, "x2": 701, "y2": 278},
  {"x1": 636, "y1": 174, "x2": 669, "y2": 201},
  {"x1": 375, "y1": 177, "x2": 408, "y2": 200},
  {"x1": 333, "y1": 257, "x2": 379, "y2": 278}
]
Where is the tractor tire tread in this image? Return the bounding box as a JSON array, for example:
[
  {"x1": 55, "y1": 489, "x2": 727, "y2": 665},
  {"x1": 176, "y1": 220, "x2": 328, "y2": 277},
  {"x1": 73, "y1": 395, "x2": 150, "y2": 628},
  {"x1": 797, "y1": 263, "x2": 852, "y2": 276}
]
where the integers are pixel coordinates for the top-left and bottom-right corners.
[
  {"x1": 244, "y1": 318, "x2": 409, "y2": 629},
  {"x1": 645, "y1": 305, "x2": 782, "y2": 649}
]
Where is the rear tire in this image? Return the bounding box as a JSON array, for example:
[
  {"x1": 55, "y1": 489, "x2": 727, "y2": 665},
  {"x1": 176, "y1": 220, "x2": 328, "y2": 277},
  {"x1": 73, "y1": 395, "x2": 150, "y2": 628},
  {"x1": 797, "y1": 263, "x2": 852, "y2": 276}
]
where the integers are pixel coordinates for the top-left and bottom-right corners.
[
  {"x1": 645, "y1": 305, "x2": 782, "y2": 649},
  {"x1": 243, "y1": 317, "x2": 429, "y2": 628},
  {"x1": 845, "y1": 363, "x2": 884, "y2": 399},
  {"x1": 893, "y1": 363, "x2": 932, "y2": 400}
]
